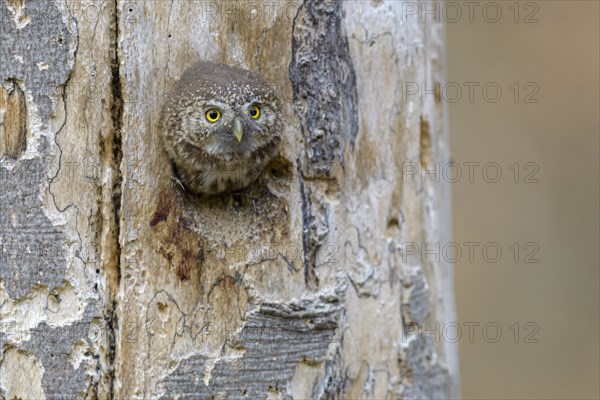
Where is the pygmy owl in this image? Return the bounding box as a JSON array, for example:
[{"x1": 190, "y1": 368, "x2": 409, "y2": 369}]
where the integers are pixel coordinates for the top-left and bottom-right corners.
[{"x1": 161, "y1": 61, "x2": 281, "y2": 195}]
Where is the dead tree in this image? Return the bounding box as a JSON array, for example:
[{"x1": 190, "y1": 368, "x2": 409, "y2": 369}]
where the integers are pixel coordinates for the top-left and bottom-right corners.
[{"x1": 0, "y1": 1, "x2": 459, "y2": 398}]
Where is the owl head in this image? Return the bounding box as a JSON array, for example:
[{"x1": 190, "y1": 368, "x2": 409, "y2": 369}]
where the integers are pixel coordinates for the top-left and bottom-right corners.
[
  {"x1": 162, "y1": 61, "x2": 280, "y2": 161},
  {"x1": 161, "y1": 61, "x2": 282, "y2": 194}
]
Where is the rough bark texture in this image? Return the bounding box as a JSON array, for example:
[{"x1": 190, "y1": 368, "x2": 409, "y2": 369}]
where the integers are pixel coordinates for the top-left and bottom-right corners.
[{"x1": 0, "y1": 1, "x2": 459, "y2": 399}]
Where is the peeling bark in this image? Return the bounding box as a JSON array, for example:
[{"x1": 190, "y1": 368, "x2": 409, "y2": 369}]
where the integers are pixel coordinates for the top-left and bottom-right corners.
[{"x1": 0, "y1": 1, "x2": 459, "y2": 399}]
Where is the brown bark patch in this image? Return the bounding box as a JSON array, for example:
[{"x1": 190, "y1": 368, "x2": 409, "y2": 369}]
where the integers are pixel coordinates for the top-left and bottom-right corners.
[
  {"x1": 419, "y1": 116, "x2": 432, "y2": 167},
  {"x1": 0, "y1": 83, "x2": 28, "y2": 159},
  {"x1": 150, "y1": 189, "x2": 205, "y2": 282}
]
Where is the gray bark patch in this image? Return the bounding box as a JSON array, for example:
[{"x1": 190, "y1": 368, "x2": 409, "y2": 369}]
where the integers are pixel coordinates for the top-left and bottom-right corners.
[
  {"x1": 297, "y1": 161, "x2": 325, "y2": 291},
  {"x1": 19, "y1": 304, "x2": 101, "y2": 399},
  {"x1": 159, "y1": 297, "x2": 342, "y2": 399},
  {"x1": 401, "y1": 265, "x2": 430, "y2": 325},
  {"x1": 0, "y1": 157, "x2": 68, "y2": 298},
  {"x1": 401, "y1": 336, "x2": 451, "y2": 400},
  {"x1": 0, "y1": 0, "x2": 75, "y2": 122},
  {"x1": 289, "y1": 0, "x2": 359, "y2": 177}
]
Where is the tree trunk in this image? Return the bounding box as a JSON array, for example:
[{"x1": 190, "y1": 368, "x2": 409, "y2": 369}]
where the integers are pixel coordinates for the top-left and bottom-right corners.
[{"x1": 0, "y1": 0, "x2": 459, "y2": 398}]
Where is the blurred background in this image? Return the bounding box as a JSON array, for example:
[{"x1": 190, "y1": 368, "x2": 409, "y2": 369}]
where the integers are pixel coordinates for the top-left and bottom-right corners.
[{"x1": 446, "y1": 1, "x2": 599, "y2": 398}]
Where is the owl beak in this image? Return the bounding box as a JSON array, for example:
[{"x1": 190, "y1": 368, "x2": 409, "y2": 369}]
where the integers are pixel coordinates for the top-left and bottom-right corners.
[{"x1": 233, "y1": 118, "x2": 243, "y2": 142}]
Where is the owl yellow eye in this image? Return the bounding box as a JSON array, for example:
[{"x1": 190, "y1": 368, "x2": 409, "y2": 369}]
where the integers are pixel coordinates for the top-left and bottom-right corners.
[
  {"x1": 249, "y1": 105, "x2": 260, "y2": 119},
  {"x1": 205, "y1": 108, "x2": 221, "y2": 123}
]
